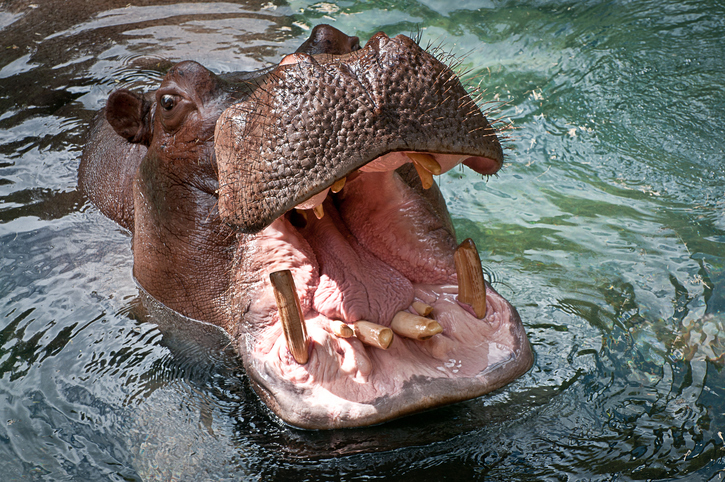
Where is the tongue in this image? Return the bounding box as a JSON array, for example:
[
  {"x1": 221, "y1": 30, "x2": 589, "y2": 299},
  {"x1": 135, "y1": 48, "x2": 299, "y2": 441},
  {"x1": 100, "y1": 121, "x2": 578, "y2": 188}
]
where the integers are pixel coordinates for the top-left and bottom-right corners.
[
  {"x1": 338, "y1": 170, "x2": 458, "y2": 284},
  {"x1": 301, "y1": 199, "x2": 413, "y2": 324}
]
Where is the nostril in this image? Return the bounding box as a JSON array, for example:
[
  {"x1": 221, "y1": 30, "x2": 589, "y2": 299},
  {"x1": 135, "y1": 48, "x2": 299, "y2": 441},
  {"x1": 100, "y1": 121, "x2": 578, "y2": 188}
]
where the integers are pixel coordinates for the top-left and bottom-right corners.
[{"x1": 366, "y1": 32, "x2": 390, "y2": 50}]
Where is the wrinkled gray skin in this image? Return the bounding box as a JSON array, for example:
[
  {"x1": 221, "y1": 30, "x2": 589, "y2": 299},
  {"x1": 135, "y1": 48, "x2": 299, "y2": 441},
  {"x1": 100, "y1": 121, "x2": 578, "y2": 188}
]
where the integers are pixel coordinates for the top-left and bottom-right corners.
[{"x1": 80, "y1": 25, "x2": 532, "y2": 429}]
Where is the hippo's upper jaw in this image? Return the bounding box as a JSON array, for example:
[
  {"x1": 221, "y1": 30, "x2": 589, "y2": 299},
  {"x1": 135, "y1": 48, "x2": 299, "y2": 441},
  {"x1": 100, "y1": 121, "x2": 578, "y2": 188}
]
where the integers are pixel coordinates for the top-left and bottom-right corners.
[{"x1": 215, "y1": 32, "x2": 532, "y2": 429}]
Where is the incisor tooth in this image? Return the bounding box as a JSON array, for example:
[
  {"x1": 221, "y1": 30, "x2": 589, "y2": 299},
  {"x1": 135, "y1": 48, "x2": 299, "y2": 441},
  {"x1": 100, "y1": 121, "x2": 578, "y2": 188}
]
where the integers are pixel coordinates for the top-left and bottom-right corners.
[
  {"x1": 353, "y1": 321, "x2": 393, "y2": 350},
  {"x1": 412, "y1": 301, "x2": 433, "y2": 317},
  {"x1": 269, "y1": 270, "x2": 309, "y2": 364},
  {"x1": 330, "y1": 177, "x2": 346, "y2": 193},
  {"x1": 330, "y1": 320, "x2": 353, "y2": 338},
  {"x1": 454, "y1": 238, "x2": 487, "y2": 319},
  {"x1": 406, "y1": 152, "x2": 442, "y2": 175},
  {"x1": 391, "y1": 311, "x2": 442, "y2": 341},
  {"x1": 313, "y1": 203, "x2": 324, "y2": 219},
  {"x1": 412, "y1": 161, "x2": 434, "y2": 189}
]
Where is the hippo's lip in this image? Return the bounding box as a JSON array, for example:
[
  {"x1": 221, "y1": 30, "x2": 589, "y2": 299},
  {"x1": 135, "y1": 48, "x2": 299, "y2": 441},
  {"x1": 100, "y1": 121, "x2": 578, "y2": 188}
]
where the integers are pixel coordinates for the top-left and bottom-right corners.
[
  {"x1": 215, "y1": 32, "x2": 532, "y2": 429},
  {"x1": 229, "y1": 151, "x2": 532, "y2": 430}
]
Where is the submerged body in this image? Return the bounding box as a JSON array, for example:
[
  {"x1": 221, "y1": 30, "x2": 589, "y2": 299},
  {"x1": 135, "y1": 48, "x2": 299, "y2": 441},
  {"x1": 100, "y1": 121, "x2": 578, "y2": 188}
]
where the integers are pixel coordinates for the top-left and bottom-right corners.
[{"x1": 79, "y1": 25, "x2": 532, "y2": 429}]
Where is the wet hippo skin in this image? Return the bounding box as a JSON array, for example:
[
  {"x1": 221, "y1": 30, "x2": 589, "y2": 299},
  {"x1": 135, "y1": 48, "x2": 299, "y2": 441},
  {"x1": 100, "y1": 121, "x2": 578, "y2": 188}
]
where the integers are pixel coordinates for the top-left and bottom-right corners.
[{"x1": 78, "y1": 24, "x2": 533, "y2": 429}]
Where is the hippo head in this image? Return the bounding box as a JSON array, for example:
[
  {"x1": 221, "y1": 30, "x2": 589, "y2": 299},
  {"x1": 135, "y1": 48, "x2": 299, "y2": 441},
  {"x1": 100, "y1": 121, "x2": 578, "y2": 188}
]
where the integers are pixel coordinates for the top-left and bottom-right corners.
[
  {"x1": 94, "y1": 26, "x2": 532, "y2": 429},
  {"x1": 213, "y1": 32, "x2": 532, "y2": 429}
]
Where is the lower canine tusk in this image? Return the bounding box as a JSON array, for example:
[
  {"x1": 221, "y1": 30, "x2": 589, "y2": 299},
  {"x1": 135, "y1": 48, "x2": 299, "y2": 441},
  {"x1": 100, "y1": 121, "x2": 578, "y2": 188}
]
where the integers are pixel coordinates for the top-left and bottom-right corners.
[
  {"x1": 353, "y1": 321, "x2": 393, "y2": 350},
  {"x1": 269, "y1": 270, "x2": 309, "y2": 364},
  {"x1": 454, "y1": 238, "x2": 487, "y2": 319},
  {"x1": 391, "y1": 311, "x2": 442, "y2": 340}
]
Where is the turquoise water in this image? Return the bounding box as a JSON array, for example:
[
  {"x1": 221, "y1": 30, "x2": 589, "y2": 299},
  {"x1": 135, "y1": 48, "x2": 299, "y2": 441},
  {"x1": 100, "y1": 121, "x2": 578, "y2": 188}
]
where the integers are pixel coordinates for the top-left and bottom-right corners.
[{"x1": 1, "y1": 0, "x2": 724, "y2": 480}]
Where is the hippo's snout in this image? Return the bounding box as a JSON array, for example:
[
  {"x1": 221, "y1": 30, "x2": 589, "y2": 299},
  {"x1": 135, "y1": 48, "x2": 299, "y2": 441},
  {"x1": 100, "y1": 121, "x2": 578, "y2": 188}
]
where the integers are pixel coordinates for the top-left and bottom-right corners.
[{"x1": 214, "y1": 32, "x2": 503, "y2": 234}]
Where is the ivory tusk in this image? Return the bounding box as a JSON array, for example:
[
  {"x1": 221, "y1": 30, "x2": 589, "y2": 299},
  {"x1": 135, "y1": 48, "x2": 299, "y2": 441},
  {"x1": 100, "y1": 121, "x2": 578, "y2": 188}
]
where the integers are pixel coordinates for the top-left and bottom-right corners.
[
  {"x1": 269, "y1": 270, "x2": 309, "y2": 364},
  {"x1": 411, "y1": 161, "x2": 434, "y2": 189},
  {"x1": 353, "y1": 321, "x2": 393, "y2": 350},
  {"x1": 330, "y1": 177, "x2": 346, "y2": 193},
  {"x1": 406, "y1": 152, "x2": 442, "y2": 175},
  {"x1": 454, "y1": 238, "x2": 487, "y2": 319},
  {"x1": 312, "y1": 203, "x2": 324, "y2": 219},
  {"x1": 411, "y1": 301, "x2": 433, "y2": 317},
  {"x1": 391, "y1": 311, "x2": 443, "y2": 341},
  {"x1": 330, "y1": 320, "x2": 353, "y2": 338}
]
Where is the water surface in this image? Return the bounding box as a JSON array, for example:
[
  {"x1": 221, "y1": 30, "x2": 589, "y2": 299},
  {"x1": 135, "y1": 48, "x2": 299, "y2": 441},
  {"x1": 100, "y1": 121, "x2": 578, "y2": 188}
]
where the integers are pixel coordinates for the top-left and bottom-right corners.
[{"x1": 1, "y1": 0, "x2": 724, "y2": 480}]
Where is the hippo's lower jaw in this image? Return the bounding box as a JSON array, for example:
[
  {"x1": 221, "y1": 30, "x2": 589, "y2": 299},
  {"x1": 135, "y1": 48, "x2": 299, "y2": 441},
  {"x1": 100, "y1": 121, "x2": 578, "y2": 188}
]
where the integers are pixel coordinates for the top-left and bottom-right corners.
[{"x1": 232, "y1": 152, "x2": 533, "y2": 430}]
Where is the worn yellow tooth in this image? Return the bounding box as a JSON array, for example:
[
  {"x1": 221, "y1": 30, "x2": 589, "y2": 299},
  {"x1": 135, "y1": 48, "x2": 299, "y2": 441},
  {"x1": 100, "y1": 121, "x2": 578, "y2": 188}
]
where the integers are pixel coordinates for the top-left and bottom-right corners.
[
  {"x1": 330, "y1": 177, "x2": 346, "y2": 193},
  {"x1": 353, "y1": 321, "x2": 393, "y2": 350},
  {"x1": 269, "y1": 270, "x2": 309, "y2": 364},
  {"x1": 412, "y1": 161, "x2": 434, "y2": 189},
  {"x1": 454, "y1": 238, "x2": 487, "y2": 319},
  {"x1": 406, "y1": 152, "x2": 442, "y2": 175},
  {"x1": 312, "y1": 203, "x2": 324, "y2": 219},
  {"x1": 412, "y1": 301, "x2": 434, "y2": 317},
  {"x1": 330, "y1": 320, "x2": 353, "y2": 338},
  {"x1": 391, "y1": 311, "x2": 443, "y2": 341}
]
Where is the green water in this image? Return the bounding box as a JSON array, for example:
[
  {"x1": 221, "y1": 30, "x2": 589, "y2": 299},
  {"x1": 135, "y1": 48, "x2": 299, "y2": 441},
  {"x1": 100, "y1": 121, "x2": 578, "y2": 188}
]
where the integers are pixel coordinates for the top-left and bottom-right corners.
[{"x1": 0, "y1": 0, "x2": 723, "y2": 480}]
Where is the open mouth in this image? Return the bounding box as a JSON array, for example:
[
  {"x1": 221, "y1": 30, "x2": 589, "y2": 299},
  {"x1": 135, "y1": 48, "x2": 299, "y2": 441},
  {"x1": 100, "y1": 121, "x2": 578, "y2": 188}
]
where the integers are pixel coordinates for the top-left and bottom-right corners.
[{"x1": 214, "y1": 33, "x2": 532, "y2": 429}]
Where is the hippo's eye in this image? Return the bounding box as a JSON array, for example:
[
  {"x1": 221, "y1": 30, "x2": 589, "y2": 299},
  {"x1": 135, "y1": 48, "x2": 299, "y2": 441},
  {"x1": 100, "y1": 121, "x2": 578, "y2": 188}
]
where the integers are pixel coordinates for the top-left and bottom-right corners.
[{"x1": 160, "y1": 94, "x2": 176, "y2": 111}]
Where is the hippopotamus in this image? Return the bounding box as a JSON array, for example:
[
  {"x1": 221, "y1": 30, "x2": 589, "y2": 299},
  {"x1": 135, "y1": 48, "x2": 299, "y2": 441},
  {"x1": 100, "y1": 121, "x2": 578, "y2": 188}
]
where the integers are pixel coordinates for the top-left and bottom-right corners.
[{"x1": 79, "y1": 24, "x2": 533, "y2": 429}]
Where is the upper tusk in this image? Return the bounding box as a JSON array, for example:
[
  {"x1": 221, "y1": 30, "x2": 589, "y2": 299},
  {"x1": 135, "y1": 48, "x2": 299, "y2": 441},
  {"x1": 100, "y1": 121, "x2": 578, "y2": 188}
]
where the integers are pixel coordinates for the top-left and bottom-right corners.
[
  {"x1": 411, "y1": 161, "x2": 434, "y2": 189},
  {"x1": 406, "y1": 152, "x2": 442, "y2": 175},
  {"x1": 330, "y1": 177, "x2": 346, "y2": 193}
]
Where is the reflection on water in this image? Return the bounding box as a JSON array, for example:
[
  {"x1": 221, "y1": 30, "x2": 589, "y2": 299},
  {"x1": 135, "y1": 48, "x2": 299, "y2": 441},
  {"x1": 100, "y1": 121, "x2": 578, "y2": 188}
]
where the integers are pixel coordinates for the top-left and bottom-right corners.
[{"x1": 0, "y1": 0, "x2": 723, "y2": 480}]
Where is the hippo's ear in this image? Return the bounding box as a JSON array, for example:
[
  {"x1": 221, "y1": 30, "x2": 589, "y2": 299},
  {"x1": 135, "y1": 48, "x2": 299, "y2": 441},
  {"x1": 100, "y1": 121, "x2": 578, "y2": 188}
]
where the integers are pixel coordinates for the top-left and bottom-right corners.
[{"x1": 105, "y1": 89, "x2": 153, "y2": 145}]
